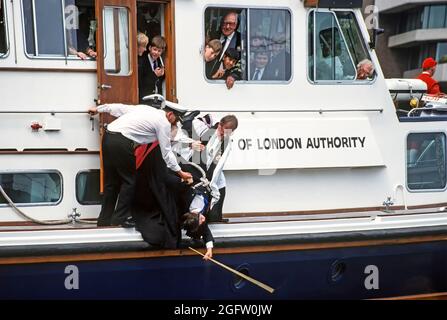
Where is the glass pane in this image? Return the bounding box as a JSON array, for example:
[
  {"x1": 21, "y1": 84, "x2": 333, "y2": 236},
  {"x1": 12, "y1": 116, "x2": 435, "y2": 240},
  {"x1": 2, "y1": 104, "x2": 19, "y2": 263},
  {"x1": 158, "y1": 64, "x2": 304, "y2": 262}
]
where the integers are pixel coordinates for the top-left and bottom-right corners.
[
  {"x1": 407, "y1": 133, "x2": 446, "y2": 191},
  {"x1": 335, "y1": 11, "x2": 374, "y2": 81},
  {"x1": 103, "y1": 7, "x2": 130, "y2": 75},
  {"x1": 0, "y1": 0, "x2": 7, "y2": 55},
  {"x1": 204, "y1": 8, "x2": 246, "y2": 81},
  {"x1": 428, "y1": 5, "x2": 446, "y2": 29},
  {"x1": 249, "y1": 9, "x2": 291, "y2": 81},
  {"x1": 0, "y1": 172, "x2": 62, "y2": 204},
  {"x1": 65, "y1": 0, "x2": 97, "y2": 59},
  {"x1": 22, "y1": 0, "x2": 36, "y2": 55},
  {"x1": 35, "y1": 0, "x2": 65, "y2": 55},
  {"x1": 76, "y1": 170, "x2": 101, "y2": 205},
  {"x1": 310, "y1": 11, "x2": 356, "y2": 82},
  {"x1": 437, "y1": 42, "x2": 447, "y2": 64}
]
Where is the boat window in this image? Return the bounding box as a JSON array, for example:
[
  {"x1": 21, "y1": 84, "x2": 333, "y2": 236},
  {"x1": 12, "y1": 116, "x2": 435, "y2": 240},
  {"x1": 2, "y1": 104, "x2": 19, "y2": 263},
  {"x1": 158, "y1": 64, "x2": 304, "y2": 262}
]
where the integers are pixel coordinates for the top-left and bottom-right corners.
[
  {"x1": 76, "y1": 170, "x2": 101, "y2": 205},
  {"x1": 103, "y1": 7, "x2": 130, "y2": 75},
  {"x1": 204, "y1": 7, "x2": 291, "y2": 83},
  {"x1": 308, "y1": 10, "x2": 364, "y2": 83},
  {"x1": 0, "y1": 0, "x2": 8, "y2": 57},
  {"x1": 335, "y1": 11, "x2": 375, "y2": 81},
  {"x1": 0, "y1": 172, "x2": 62, "y2": 205},
  {"x1": 407, "y1": 133, "x2": 446, "y2": 191},
  {"x1": 22, "y1": 0, "x2": 96, "y2": 59}
]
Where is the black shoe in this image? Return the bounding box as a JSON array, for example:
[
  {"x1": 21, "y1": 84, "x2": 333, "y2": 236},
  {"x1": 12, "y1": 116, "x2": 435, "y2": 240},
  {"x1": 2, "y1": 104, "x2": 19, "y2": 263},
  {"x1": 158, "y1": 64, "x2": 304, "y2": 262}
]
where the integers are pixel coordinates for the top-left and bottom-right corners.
[{"x1": 120, "y1": 216, "x2": 135, "y2": 228}]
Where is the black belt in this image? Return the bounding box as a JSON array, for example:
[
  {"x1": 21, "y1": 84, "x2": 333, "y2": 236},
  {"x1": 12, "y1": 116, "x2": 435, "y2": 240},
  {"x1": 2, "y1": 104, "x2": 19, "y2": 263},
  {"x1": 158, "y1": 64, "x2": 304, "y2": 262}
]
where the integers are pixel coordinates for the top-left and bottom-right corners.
[{"x1": 105, "y1": 129, "x2": 140, "y2": 149}]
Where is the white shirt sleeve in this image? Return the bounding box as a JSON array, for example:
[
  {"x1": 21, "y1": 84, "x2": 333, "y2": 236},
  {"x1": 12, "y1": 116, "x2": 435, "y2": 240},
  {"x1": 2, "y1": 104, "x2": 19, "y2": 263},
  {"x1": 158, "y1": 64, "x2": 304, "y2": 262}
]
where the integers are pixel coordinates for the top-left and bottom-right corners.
[
  {"x1": 206, "y1": 241, "x2": 214, "y2": 249},
  {"x1": 96, "y1": 103, "x2": 135, "y2": 118},
  {"x1": 210, "y1": 139, "x2": 232, "y2": 209},
  {"x1": 192, "y1": 119, "x2": 210, "y2": 138},
  {"x1": 156, "y1": 122, "x2": 181, "y2": 172}
]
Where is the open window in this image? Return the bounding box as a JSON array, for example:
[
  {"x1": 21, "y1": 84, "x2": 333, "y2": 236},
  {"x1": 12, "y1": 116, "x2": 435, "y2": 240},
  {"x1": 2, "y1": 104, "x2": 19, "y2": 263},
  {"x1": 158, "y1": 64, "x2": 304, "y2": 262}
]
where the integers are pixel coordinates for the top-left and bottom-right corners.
[
  {"x1": 204, "y1": 6, "x2": 291, "y2": 83},
  {"x1": 22, "y1": 0, "x2": 96, "y2": 59},
  {"x1": 0, "y1": 0, "x2": 8, "y2": 57},
  {"x1": 309, "y1": 10, "x2": 374, "y2": 83}
]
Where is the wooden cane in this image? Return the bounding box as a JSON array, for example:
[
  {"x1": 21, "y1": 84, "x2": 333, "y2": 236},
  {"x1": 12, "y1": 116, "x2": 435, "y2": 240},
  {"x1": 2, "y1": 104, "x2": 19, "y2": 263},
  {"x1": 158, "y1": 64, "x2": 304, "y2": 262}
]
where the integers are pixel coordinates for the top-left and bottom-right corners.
[{"x1": 188, "y1": 247, "x2": 275, "y2": 294}]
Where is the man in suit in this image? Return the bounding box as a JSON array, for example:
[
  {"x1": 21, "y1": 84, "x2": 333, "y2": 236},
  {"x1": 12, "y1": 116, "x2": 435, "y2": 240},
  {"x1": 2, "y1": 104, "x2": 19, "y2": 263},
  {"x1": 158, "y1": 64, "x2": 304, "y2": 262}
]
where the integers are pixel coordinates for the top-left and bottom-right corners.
[
  {"x1": 139, "y1": 35, "x2": 166, "y2": 103},
  {"x1": 208, "y1": 11, "x2": 242, "y2": 79}
]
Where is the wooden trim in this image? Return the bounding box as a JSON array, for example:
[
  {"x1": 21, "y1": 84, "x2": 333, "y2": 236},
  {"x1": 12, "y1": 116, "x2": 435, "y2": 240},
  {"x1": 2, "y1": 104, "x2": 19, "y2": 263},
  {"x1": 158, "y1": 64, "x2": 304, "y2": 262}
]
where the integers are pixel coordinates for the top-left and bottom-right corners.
[
  {"x1": 164, "y1": 0, "x2": 177, "y2": 102},
  {"x1": 0, "y1": 150, "x2": 99, "y2": 155},
  {"x1": 225, "y1": 203, "x2": 447, "y2": 218},
  {"x1": 1, "y1": 234, "x2": 447, "y2": 265},
  {"x1": 0, "y1": 67, "x2": 96, "y2": 73}
]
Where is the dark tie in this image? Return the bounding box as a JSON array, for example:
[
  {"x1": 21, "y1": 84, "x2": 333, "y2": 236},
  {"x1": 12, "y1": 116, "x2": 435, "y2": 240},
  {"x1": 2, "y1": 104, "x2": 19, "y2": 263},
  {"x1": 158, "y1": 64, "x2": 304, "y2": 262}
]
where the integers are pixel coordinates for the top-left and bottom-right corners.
[
  {"x1": 252, "y1": 69, "x2": 260, "y2": 80},
  {"x1": 222, "y1": 36, "x2": 228, "y2": 44},
  {"x1": 153, "y1": 60, "x2": 157, "y2": 70}
]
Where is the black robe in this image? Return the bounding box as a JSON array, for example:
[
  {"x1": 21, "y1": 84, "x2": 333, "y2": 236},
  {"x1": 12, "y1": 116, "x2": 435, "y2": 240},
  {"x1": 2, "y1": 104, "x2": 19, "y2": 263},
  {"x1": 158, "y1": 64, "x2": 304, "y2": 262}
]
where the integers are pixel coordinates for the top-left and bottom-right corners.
[{"x1": 132, "y1": 143, "x2": 182, "y2": 249}]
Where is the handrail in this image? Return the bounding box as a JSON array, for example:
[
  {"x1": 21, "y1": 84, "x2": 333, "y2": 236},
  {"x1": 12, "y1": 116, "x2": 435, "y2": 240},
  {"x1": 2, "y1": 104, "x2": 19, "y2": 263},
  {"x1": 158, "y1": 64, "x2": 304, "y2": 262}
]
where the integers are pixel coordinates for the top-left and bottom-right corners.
[
  {"x1": 0, "y1": 108, "x2": 384, "y2": 115},
  {"x1": 0, "y1": 111, "x2": 90, "y2": 114}
]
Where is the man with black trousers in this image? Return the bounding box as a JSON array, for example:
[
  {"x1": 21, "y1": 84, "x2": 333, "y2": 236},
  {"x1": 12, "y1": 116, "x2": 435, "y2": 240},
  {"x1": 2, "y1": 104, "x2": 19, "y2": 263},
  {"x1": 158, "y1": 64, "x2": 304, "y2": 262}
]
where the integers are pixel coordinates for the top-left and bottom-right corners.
[{"x1": 88, "y1": 102, "x2": 192, "y2": 228}]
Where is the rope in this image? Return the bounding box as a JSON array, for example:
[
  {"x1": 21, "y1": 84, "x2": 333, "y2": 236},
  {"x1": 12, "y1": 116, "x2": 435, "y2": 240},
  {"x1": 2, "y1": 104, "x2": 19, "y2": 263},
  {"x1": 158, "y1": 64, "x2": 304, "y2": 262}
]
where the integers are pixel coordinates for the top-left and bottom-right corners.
[
  {"x1": 186, "y1": 161, "x2": 210, "y2": 190},
  {"x1": 0, "y1": 184, "x2": 96, "y2": 225}
]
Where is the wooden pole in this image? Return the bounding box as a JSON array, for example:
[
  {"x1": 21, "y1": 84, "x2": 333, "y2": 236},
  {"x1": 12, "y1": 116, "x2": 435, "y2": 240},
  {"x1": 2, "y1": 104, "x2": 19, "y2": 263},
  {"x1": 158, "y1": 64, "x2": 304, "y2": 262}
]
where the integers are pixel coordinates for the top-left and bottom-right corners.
[{"x1": 188, "y1": 247, "x2": 275, "y2": 294}]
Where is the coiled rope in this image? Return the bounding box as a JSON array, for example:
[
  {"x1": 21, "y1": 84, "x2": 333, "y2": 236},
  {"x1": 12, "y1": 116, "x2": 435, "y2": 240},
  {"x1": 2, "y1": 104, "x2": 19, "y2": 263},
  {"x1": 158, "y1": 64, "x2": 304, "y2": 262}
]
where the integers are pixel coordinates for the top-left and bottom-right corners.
[{"x1": 0, "y1": 184, "x2": 96, "y2": 225}]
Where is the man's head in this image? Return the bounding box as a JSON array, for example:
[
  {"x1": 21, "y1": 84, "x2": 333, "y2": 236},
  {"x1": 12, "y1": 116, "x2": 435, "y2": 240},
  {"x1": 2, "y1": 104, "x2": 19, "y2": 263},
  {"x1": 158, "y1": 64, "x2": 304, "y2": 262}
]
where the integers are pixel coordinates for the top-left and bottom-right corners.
[
  {"x1": 217, "y1": 114, "x2": 238, "y2": 139},
  {"x1": 204, "y1": 39, "x2": 222, "y2": 62},
  {"x1": 254, "y1": 50, "x2": 270, "y2": 69},
  {"x1": 357, "y1": 59, "x2": 374, "y2": 80},
  {"x1": 422, "y1": 57, "x2": 437, "y2": 76},
  {"x1": 221, "y1": 12, "x2": 238, "y2": 37},
  {"x1": 223, "y1": 48, "x2": 239, "y2": 70},
  {"x1": 181, "y1": 212, "x2": 206, "y2": 240},
  {"x1": 148, "y1": 35, "x2": 166, "y2": 60},
  {"x1": 137, "y1": 32, "x2": 149, "y2": 56}
]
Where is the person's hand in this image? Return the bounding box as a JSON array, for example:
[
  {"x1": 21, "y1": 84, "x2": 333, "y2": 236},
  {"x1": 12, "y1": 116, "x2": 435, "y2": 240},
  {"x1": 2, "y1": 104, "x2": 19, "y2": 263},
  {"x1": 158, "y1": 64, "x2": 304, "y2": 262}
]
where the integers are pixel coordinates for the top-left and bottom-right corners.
[
  {"x1": 88, "y1": 107, "x2": 98, "y2": 115},
  {"x1": 178, "y1": 170, "x2": 192, "y2": 181},
  {"x1": 203, "y1": 248, "x2": 213, "y2": 261},
  {"x1": 191, "y1": 141, "x2": 205, "y2": 152},
  {"x1": 77, "y1": 51, "x2": 88, "y2": 60},
  {"x1": 226, "y1": 76, "x2": 235, "y2": 89},
  {"x1": 155, "y1": 67, "x2": 165, "y2": 77},
  {"x1": 87, "y1": 48, "x2": 97, "y2": 59},
  {"x1": 212, "y1": 69, "x2": 225, "y2": 79}
]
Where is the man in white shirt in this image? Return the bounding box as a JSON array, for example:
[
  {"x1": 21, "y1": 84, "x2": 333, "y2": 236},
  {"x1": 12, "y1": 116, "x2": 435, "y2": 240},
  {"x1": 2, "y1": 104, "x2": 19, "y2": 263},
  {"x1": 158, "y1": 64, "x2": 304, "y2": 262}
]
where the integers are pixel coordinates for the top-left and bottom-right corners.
[{"x1": 88, "y1": 103, "x2": 192, "y2": 228}]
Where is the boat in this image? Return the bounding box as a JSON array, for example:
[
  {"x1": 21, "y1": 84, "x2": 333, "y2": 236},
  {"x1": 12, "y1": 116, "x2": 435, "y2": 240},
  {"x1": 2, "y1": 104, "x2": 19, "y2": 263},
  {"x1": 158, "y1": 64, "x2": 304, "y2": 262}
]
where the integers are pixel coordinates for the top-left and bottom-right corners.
[{"x1": 1, "y1": 0, "x2": 447, "y2": 300}]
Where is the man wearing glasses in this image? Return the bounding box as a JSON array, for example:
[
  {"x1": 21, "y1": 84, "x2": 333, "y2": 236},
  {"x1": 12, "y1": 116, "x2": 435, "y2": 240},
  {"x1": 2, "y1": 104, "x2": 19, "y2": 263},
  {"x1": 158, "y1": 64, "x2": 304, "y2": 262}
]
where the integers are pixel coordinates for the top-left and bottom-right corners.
[{"x1": 218, "y1": 11, "x2": 241, "y2": 61}]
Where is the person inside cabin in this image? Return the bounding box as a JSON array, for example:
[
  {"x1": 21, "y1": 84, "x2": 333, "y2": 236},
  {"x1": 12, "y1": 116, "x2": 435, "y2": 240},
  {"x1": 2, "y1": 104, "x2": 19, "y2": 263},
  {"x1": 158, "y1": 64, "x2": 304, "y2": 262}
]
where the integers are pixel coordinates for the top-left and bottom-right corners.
[
  {"x1": 211, "y1": 48, "x2": 242, "y2": 90},
  {"x1": 317, "y1": 28, "x2": 344, "y2": 80},
  {"x1": 250, "y1": 50, "x2": 274, "y2": 81},
  {"x1": 204, "y1": 39, "x2": 222, "y2": 79},
  {"x1": 417, "y1": 57, "x2": 446, "y2": 96},
  {"x1": 356, "y1": 59, "x2": 375, "y2": 81},
  {"x1": 249, "y1": 31, "x2": 268, "y2": 61},
  {"x1": 87, "y1": 103, "x2": 192, "y2": 229},
  {"x1": 269, "y1": 33, "x2": 291, "y2": 81},
  {"x1": 139, "y1": 35, "x2": 166, "y2": 103},
  {"x1": 137, "y1": 4, "x2": 161, "y2": 43},
  {"x1": 66, "y1": 8, "x2": 97, "y2": 60},
  {"x1": 206, "y1": 11, "x2": 242, "y2": 80},
  {"x1": 137, "y1": 32, "x2": 149, "y2": 100}
]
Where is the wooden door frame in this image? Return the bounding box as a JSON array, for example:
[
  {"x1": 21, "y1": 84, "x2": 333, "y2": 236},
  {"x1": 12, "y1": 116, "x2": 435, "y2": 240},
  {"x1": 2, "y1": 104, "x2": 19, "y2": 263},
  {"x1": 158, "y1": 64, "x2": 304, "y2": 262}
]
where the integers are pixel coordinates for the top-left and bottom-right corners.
[{"x1": 137, "y1": 0, "x2": 177, "y2": 102}]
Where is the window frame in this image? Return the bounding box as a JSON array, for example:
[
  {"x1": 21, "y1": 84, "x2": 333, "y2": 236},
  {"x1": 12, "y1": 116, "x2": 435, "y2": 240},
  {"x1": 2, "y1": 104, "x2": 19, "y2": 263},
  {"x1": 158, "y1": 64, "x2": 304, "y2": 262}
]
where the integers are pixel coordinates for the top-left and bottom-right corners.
[
  {"x1": 405, "y1": 131, "x2": 447, "y2": 193},
  {"x1": 75, "y1": 169, "x2": 101, "y2": 206},
  {"x1": 202, "y1": 4, "x2": 293, "y2": 85},
  {"x1": 307, "y1": 8, "x2": 375, "y2": 85},
  {"x1": 0, "y1": 170, "x2": 64, "y2": 207},
  {"x1": 20, "y1": 0, "x2": 95, "y2": 61},
  {"x1": 0, "y1": 0, "x2": 10, "y2": 58}
]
